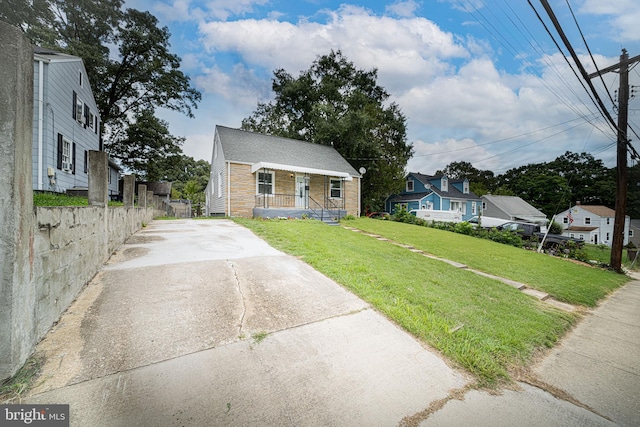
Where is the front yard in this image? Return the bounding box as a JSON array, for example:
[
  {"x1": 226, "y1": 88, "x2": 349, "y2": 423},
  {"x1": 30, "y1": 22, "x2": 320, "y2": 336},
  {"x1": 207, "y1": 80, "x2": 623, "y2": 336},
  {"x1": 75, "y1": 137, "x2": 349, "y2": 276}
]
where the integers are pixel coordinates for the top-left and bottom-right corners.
[{"x1": 235, "y1": 217, "x2": 629, "y2": 387}]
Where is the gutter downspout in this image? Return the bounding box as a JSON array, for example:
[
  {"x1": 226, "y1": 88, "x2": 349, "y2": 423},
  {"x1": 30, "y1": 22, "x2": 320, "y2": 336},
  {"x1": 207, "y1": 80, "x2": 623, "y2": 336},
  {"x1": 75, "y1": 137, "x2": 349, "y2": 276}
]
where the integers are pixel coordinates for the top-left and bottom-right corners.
[
  {"x1": 227, "y1": 161, "x2": 231, "y2": 216},
  {"x1": 37, "y1": 59, "x2": 44, "y2": 190}
]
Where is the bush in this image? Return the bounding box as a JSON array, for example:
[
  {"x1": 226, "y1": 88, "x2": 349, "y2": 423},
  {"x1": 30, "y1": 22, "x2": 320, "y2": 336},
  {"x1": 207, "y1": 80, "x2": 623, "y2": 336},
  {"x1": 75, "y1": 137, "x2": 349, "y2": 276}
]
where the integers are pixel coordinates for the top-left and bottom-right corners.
[{"x1": 549, "y1": 221, "x2": 563, "y2": 234}]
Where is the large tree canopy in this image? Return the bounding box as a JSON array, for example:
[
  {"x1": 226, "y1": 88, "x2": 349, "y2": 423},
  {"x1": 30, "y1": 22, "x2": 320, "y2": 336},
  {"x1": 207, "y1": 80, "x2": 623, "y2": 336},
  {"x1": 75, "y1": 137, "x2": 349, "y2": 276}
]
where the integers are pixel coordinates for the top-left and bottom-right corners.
[{"x1": 242, "y1": 50, "x2": 413, "y2": 211}]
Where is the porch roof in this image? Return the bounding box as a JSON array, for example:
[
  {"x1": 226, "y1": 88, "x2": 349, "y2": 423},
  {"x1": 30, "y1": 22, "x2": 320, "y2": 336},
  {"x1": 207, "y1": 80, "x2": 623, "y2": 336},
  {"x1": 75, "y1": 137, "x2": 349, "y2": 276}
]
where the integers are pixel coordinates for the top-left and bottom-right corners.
[{"x1": 251, "y1": 162, "x2": 353, "y2": 181}]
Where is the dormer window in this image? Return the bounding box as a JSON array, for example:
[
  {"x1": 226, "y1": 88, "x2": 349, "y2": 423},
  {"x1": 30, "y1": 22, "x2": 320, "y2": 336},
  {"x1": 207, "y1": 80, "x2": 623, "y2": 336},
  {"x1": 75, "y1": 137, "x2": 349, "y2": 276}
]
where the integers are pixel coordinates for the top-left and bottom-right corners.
[
  {"x1": 463, "y1": 179, "x2": 469, "y2": 194},
  {"x1": 441, "y1": 176, "x2": 448, "y2": 192},
  {"x1": 406, "y1": 179, "x2": 414, "y2": 192}
]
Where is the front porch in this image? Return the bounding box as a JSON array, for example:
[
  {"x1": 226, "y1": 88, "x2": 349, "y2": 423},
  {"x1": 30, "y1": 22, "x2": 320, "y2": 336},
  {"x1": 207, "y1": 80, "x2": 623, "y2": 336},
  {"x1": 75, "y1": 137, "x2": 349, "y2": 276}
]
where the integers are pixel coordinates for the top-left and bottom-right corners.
[{"x1": 253, "y1": 193, "x2": 347, "y2": 223}]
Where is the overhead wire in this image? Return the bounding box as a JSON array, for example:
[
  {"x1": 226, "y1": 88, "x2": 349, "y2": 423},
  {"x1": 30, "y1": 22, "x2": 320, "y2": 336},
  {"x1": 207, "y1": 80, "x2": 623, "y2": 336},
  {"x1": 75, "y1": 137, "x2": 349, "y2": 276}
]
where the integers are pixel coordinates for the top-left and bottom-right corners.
[{"x1": 449, "y1": 0, "x2": 618, "y2": 162}]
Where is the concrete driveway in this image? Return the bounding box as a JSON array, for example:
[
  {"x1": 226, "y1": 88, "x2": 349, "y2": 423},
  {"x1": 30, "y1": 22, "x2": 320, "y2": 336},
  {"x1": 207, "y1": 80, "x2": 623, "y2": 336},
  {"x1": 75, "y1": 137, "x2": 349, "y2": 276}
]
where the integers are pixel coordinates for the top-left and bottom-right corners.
[{"x1": 25, "y1": 219, "x2": 469, "y2": 426}]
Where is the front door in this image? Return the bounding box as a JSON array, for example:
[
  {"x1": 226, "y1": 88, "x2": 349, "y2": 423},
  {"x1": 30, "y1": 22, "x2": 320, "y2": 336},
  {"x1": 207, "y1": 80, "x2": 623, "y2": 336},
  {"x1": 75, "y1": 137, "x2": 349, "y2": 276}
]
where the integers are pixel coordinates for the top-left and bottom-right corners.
[{"x1": 295, "y1": 176, "x2": 307, "y2": 208}]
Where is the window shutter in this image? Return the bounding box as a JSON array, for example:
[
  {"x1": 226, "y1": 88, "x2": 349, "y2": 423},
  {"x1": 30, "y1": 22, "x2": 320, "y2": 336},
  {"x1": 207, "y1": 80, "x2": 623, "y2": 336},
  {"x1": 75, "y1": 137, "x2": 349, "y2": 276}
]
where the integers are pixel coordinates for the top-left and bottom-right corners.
[
  {"x1": 72, "y1": 92, "x2": 77, "y2": 120},
  {"x1": 57, "y1": 134, "x2": 63, "y2": 169},
  {"x1": 72, "y1": 143, "x2": 76, "y2": 174},
  {"x1": 83, "y1": 104, "x2": 89, "y2": 128}
]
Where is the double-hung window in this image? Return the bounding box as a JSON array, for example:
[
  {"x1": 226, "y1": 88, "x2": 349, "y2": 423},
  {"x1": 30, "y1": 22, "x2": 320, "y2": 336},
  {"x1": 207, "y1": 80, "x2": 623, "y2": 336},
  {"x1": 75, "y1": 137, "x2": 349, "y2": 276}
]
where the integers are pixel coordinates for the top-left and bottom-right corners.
[
  {"x1": 330, "y1": 178, "x2": 343, "y2": 198},
  {"x1": 257, "y1": 171, "x2": 274, "y2": 195}
]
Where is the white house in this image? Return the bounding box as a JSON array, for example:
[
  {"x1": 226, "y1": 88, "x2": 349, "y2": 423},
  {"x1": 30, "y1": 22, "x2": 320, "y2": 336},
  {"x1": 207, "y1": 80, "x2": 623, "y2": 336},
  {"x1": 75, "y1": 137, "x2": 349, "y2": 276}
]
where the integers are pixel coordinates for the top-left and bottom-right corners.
[
  {"x1": 32, "y1": 46, "x2": 120, "y2": 198},
  {"x1": 557, "y1": 204, "x2": 630, "y2": 246}
]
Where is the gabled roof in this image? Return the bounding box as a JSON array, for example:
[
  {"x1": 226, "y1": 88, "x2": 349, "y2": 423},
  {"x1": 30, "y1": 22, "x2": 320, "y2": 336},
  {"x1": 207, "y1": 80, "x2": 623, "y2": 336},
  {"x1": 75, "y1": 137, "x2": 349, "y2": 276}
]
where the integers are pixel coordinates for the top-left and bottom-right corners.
[
  {"x1": 409, "y1": 172, "x2": 479, "y2": 200},
  {"x1": 216, "y1": 126, "x2": 360, "y2": 178},
  {"x1": 483, "y1": 195, "x2": 547, "y2": 219},
  {"x1": 579, "y1": 205, "x2": 615, "y2": 218}
]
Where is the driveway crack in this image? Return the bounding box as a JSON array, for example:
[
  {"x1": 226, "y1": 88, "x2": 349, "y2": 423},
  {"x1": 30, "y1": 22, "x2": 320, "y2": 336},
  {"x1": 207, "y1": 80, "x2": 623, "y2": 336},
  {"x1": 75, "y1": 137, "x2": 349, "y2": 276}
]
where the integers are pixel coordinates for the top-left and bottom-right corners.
[{"x1": 229, "y1": 260, "x2": 247, "y2": 338}]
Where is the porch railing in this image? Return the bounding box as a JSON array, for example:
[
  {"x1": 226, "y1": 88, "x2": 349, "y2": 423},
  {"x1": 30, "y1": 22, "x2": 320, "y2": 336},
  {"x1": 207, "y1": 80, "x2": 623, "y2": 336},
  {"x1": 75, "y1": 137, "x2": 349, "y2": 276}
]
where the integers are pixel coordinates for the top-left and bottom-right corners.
[
  {"x1": 255, "y1": 193, "x2": 297, "y2": 208},
  {"x1": 254, "y1": 193, "x2": 345, "y2": 221}
]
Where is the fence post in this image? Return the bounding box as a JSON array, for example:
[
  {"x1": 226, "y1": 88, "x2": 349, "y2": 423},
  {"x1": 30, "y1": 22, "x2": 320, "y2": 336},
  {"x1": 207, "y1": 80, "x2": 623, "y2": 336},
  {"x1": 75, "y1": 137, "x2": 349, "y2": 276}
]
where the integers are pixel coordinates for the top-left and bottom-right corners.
[
  {"x1": 138, "y1": 184, "x2": 147, "y2": 208},
  {"x1": 0, "y1": 22, "x2": 36, "y2": 380},
  {"x1": 123, "y1": 174, "x2": 135, "y2": 208},
  {"x1": 88, "y1": 150, "x2": 108, "y2": 207}
]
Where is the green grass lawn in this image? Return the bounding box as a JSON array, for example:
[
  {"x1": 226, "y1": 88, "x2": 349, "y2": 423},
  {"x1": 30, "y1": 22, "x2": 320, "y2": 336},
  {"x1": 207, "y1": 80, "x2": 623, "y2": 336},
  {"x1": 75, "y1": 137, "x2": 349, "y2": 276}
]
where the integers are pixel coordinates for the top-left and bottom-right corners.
[
  {"x1": 34, "y1": 191, "x2": 123, "y2": 207},
  {"x1": 234, "y1": 218, "x2": 611, "y2": 386},
  {"x1": 344, "y1": 218, "x2": 628, "y2": 307}
]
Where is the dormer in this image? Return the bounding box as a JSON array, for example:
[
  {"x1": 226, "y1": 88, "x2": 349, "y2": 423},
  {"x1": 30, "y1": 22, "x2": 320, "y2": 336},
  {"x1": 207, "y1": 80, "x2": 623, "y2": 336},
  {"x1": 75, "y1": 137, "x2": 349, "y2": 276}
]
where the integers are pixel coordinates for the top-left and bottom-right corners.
[
  {"x1": 406, "y1": 177, "x2": 414, "y2": 192},
  {"x1": 463, "y1": 179, "x2": 469, "y2": 194},
  {"x1": 441, "y1": 176, "x2": 448, "y2": 192}
]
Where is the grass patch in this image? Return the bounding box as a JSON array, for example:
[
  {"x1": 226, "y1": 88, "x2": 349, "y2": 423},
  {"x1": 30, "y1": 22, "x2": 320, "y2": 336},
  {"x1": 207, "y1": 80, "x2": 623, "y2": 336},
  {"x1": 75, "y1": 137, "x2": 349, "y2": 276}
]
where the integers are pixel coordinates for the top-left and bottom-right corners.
[
  {"x1": 0, "y1": 356, "x2": 43, "y2": 403},
  {"x1": 345, "y1": 218, "x2": 628, "y2": 307},
  {"x1": 235, "y1": 218, "x2": 580, "y2": 386},
  {"x1": 34, "y1": 191, "x2": 123, "y2": 207},
  {"x1": 252, "y1": 331, "x2": 269, "y2": 344}
]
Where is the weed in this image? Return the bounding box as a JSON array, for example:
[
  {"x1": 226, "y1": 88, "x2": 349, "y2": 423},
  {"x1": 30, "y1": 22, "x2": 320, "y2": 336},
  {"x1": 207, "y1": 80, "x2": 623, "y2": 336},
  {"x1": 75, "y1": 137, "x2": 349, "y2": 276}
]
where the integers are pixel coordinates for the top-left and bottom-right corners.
[
  {"x1": 251, "y1": 331, "x2": 269, "y2": 344},
  {"x1": 0, "y1": 356, "x2": 43, "y2": 403}
]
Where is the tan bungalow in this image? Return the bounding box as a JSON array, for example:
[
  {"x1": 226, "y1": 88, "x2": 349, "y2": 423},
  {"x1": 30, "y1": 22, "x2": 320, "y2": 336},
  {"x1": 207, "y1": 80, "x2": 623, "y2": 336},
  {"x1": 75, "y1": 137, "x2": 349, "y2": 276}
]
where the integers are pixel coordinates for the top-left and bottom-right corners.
[{"x1": 205, "y1": 126, "x2": 362, "y2": 222}]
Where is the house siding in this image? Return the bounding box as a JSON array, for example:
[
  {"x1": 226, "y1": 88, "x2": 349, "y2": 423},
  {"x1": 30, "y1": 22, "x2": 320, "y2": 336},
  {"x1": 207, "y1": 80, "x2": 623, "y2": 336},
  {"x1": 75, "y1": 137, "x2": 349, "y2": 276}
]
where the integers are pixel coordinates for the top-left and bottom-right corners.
[
  {"x1": 208, "y1": 134, "x2": 227, "y2": 215},
  {"x1": 32, "y1": 56, "x2": 100, "y2": 193}
]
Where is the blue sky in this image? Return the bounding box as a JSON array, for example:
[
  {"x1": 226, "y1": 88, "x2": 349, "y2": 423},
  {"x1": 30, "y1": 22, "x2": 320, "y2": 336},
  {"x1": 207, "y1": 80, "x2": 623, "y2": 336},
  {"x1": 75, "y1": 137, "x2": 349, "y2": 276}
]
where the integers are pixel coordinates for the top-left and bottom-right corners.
[{"x1": 124, "y1": 0, "x2": 640, "y2": 175}]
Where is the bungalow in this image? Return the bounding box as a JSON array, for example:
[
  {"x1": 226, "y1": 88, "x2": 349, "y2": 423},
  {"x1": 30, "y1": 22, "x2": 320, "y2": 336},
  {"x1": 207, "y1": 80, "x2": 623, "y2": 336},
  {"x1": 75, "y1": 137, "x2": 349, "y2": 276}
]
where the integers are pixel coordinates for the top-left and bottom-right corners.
[
  {"x1": 481, "y1": 195, "x2": 548, "y2": 225},
  {"x1": 31, "y1": 46, "x2": 120, "y2": 197},
  {"x1": 385, "y1": 173, "x2": 481, "y2": 221},
  {"x1": 205, "y1": 126, "x2": 361, "y2": 221},
  {"x1": 557, "y1": 204, "x2": 630, "y2": 246}
]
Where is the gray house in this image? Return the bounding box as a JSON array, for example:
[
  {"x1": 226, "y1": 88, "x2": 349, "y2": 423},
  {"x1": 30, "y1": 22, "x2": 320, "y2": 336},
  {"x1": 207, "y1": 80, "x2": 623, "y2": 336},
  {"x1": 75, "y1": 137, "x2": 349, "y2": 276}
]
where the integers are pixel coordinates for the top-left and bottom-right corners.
[
  {"x1": 205, "y1": 126, "x2": 361, "y2": 220},
  {"x1": 32, "y1": 46, "x2": 119, "y2": 197},
  {"x1": 481, "y1": 195, "x2": 548, "y2": 225}
]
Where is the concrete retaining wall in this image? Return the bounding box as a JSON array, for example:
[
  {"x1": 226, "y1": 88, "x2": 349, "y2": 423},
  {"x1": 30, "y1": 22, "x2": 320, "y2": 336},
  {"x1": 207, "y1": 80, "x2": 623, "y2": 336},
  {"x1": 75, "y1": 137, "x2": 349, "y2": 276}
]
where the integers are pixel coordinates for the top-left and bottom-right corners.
[
  {"x1": 31, "y1": 206, "x2": 161, "y2": 341},
  {"x1": 0, "y1": 22, "x2": 168, "y2": 380}
]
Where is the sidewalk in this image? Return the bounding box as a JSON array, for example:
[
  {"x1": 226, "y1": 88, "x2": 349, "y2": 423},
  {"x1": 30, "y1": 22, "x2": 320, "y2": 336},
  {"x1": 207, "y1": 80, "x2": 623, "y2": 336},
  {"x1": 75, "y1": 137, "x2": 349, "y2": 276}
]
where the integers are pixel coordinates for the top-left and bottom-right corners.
[
  {"x1": 22, "y1": 219, "x2": 640, "y2": 426},
  {"x1": 422, "y1": 278, "x2": 640, "y2": 427}
]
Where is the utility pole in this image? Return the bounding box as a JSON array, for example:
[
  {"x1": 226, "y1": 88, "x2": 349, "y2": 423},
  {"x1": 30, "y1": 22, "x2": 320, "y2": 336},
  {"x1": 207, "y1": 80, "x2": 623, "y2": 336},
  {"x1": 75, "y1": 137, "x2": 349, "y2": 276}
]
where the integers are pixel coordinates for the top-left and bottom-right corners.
[{"x1": 588, "y1": 50, "x2": 640, "y2": 272}]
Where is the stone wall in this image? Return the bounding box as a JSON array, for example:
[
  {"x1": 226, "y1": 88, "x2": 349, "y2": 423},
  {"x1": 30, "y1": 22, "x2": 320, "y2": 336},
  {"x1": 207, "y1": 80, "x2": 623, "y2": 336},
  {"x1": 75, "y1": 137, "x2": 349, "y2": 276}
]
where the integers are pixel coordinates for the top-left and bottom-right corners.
[
  {"x1": 31, "y1": 206, "x2": 160, "y2": 341},
  {"x1": 0, "y1": 23, "x2": 167, "y2": 380}
]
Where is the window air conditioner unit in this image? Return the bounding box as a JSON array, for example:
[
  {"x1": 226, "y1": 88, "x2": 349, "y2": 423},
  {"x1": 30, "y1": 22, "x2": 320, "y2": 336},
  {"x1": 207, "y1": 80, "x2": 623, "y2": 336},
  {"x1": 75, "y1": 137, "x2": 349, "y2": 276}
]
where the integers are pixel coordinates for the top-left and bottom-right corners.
[{"x1": 62, "y1": 162, "x2": 71, "y2": 171}]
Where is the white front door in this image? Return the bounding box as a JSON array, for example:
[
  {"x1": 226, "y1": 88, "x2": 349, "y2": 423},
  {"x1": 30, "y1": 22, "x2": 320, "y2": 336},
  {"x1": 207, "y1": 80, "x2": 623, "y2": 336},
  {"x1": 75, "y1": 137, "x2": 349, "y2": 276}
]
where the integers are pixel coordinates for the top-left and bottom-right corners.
[{"x1": 295, "y1": 176, "x2": 307, "y2": 207}]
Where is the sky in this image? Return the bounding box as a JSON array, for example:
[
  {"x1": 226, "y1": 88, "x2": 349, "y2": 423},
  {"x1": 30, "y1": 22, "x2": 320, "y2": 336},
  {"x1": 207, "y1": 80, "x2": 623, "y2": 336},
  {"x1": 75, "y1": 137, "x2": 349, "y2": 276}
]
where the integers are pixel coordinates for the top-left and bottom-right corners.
[{"x1": 123, "y1": 0, "x2": 640, "y2": 176}]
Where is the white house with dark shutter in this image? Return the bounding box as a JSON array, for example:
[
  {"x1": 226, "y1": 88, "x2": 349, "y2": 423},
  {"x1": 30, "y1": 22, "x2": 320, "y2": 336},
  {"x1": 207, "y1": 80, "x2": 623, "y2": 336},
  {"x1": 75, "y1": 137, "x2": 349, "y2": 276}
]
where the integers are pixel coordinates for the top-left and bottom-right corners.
[
  {"x1": 557, "y1": 203, "x2": 630, "y2": 246},
  {"x1": 32, "y1": 46, "x2": 119, "y2": 197}
]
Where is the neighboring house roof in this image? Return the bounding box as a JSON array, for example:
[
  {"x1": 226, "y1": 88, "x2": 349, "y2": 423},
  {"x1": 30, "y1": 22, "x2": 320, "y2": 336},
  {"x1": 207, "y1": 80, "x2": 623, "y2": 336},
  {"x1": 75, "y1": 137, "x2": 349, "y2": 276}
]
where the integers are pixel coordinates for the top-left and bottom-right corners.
[
  {"x1": 630, "y1": 219, "x2": 640, "y2": 228},
  {"x1": 483, "y1": 195, "x2": 547, "y2": 221},
  {"x1": 579, "y1": 205, "x2": 616, "y2": 217},
  {"x1": 33, "y1": 46, "x2": 81, "y2": 63},
  {"x1": 387, "y1": 192, "x2": 431, "y2": 203},
  {"x1": 216, "y1": 126, "x2": 360, "y2": 178},
  {"x1": 410, "y1": 173, "x2": 479, "y2": 200}
]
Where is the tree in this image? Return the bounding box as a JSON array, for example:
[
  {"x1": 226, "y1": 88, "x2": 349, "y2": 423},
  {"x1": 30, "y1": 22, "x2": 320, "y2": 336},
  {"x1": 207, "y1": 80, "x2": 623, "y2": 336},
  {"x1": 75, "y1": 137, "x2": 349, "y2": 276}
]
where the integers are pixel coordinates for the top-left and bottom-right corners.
[
  {"x1": 496, "y1": 163, "x2": 570, "y2": 217},
  {"x1": 547, "y1": 151, "x2": 615, "y2": 207},
  {"x1": 435, "y1": 161, "x2": 496, "y2": 196},
  {"x1": 112, "y1": 109, "x2": 184, "y2": 181},
  {"x1": 2, "y1": 1, "x2": 201, "y2": 163},
  {"x1": 242, "y1": 50, "x2": 412, "y2": 211}
]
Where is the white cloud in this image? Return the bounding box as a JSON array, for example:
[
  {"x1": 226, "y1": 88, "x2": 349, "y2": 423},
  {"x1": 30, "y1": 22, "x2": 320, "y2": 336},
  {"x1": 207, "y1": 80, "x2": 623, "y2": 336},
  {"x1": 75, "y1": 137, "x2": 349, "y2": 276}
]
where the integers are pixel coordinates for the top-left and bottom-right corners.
[
  {"x1": 386, "y1": 0, "x2": 421, "y2": 18},
  {"x1": 579, "y1": 0, "x2": 640, "y2": 42}
]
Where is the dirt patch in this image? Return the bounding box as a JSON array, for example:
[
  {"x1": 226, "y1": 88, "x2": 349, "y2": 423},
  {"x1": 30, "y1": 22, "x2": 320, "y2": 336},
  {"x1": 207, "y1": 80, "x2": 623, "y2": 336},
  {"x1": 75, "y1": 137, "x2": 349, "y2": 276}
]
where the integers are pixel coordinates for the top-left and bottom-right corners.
[
  {"x1": 125, "y1": 235, "x2": 164, "y2": 244},
  {"x1": 105, "y1": 247, "x2": 150, "y2": 265},
  {"x1": 25, "y1": 275, "x2": 106, "y2": 397}
]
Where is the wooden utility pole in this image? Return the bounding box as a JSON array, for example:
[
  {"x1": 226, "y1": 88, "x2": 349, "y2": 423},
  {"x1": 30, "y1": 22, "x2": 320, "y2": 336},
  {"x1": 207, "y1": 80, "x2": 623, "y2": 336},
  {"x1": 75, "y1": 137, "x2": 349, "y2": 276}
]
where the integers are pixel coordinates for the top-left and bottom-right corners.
[{"x1": 588, "y1": 50, "x2": 640, "y2": 272}]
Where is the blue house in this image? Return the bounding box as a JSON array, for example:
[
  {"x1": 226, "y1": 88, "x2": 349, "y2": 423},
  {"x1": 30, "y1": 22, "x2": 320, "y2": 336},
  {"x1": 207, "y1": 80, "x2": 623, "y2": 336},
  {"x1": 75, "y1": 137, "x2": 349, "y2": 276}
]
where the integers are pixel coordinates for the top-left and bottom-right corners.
[
  {"x1": 32, "y1": 46, "x2": 120, "y2": 199},
  {"x1": 385, "y1": 173, "x2": 481, "y2": 221}
]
